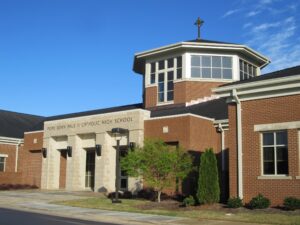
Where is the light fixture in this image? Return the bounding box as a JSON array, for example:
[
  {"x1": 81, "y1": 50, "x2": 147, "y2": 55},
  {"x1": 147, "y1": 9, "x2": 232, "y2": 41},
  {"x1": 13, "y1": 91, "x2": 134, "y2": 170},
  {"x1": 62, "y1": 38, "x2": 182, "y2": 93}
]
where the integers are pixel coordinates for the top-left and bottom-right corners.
[
  {"x1": 42, "y1": 148, "x2": 47, "y2": 158},
  {"x1": 67, "y1": 146, "x2": 72, "y2": 157},
  {"x1": 95, "y1": 144, "x2": 102, "y2": 156},
  {"x1": 110, "y1": 127, "x2": 129, "y2": 204}
]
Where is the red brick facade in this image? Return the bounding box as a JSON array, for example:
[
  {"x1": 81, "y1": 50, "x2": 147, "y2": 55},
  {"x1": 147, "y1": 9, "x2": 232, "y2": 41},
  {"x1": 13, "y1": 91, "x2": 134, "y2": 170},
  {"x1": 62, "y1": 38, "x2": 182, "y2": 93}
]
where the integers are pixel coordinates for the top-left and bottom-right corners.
[{"x1": 228, "y1": 95, "x2": 300, "y2": 205}]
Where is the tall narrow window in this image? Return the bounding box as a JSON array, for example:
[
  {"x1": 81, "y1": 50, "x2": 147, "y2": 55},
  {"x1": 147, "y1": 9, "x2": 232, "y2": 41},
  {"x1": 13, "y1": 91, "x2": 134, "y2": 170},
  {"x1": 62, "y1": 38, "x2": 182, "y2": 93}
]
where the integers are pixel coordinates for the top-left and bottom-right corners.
[
  {"x1": 158, "y1": 73, "x2": 165, "y2": 102},
  {"x1": 176, "y1": 56, "x2": 182, "y2": 79},
  {"x1": 262, "y1": 131, "x2": 288, "y2": 175},
  {"x1": 150, "y1": 62, "x2": 156, "y2": 84},
  {"x1": 0, "y1": 157, "x2": 5, "y2": 172}
]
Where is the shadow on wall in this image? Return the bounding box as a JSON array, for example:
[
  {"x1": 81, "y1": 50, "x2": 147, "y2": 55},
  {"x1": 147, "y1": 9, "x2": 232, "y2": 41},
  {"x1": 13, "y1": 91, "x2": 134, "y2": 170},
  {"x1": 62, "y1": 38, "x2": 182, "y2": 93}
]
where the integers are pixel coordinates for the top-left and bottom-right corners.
[{"x1": 181, "y1": 148, "x2": 229, "y2": 203}]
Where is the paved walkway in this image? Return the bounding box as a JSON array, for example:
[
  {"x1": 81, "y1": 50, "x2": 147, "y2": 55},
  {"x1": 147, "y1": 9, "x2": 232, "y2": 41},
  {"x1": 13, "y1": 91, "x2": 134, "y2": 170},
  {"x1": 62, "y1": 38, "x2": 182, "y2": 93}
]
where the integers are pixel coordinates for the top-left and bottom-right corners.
[{"x1": 0, "y1": 190, "x2": 268, "y2": 225}]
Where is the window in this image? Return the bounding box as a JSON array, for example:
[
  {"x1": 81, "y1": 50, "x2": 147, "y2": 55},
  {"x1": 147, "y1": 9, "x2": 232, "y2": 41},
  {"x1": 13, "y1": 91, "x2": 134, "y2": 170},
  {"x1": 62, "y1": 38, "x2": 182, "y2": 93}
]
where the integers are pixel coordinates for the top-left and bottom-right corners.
[
  {"x1": 176, "y1": 56, "x2": 182, "y2": 79},
  {"x1": 191, "y1": 55, "x2": 232, "y2": 79},
  {"x1": 0, "y1": 157, "x2": 5, "y2": 172},
  {"x1": 120, "y1": 149, "x2": 128, "y2": 190},
  {"x1": 239, "y1": 59, "x2": 257, "y2": 80},
  {"x1": 262, "y1": 131, "x2": 288, "y2": 175},
  {"x1": 150, "y1": 62, "x2": 156, "y2": 84}
]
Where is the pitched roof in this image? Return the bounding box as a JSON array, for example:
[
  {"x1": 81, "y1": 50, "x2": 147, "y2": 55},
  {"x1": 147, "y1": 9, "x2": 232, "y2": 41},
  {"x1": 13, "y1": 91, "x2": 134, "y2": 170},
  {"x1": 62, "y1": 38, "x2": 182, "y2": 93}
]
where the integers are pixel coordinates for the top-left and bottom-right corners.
[
  {"x1": 221, "y1": 65, "x2": 300, "y2": 87},
  {"x1": 185, "y1": 39, "x2": 236, "y2": 45},
  {"x1": 29, "y1": 103, "x2": 143, "y2": 131},
  {"x1": 150, "y1": 98, "x2": 228, "y2": 120},
  {"x1": 0, "y1": 110, "x2": 44, "y2": 138}
]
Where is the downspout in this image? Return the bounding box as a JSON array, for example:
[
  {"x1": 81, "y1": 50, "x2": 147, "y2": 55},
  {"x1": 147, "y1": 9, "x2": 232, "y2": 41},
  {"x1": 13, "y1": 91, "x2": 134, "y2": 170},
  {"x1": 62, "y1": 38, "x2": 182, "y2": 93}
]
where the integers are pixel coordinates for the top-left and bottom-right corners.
[
  {"x1": 15, "y1": 140, "x2": 22, "y2": 172},
  {"x1": 232, "y1": 89, "x2": 243, "y2": 199},
  {"x1": 218, "y1": 123, "x2": 225, "y2": 171}
]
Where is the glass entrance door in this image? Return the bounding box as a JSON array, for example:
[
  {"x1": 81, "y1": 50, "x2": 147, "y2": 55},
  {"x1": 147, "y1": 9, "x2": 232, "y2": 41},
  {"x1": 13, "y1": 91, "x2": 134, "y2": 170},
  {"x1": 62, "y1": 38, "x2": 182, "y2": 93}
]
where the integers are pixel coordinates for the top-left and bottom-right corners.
[{"x1": 85, "y1": 150, "x2": 95, "y2": 189}]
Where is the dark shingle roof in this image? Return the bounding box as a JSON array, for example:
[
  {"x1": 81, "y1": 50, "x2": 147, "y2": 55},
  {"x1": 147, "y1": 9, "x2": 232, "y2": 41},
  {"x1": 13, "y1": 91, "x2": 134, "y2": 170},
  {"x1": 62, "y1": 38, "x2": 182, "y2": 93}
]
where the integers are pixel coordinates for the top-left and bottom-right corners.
[
  {"x1": 222, "y1": 65, "x2": 300, "y2": 87},
  {"x1": 185, "y1": 39, "x2": 236, "y2": 45},
  {"x1": 151, "y1": 98, "x2": 228, "y2": 120},
  {"x1": 29, "y1": 103, "x2": 143, "y2": 131},
  {"x1": 0, "y1": 110, "x2": 44, "y2": 138}
]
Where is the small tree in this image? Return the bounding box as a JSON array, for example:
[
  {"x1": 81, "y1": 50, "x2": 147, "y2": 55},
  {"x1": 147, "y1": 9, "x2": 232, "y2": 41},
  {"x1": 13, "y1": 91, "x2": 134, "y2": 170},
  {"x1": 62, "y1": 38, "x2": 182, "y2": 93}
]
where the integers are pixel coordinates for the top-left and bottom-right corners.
[
  {"x1": 197, "y1": 148, "x2": 220, "y2": 204},
  {"x1": 121, "y1": 139, "x2": 193, "y2": 203}
]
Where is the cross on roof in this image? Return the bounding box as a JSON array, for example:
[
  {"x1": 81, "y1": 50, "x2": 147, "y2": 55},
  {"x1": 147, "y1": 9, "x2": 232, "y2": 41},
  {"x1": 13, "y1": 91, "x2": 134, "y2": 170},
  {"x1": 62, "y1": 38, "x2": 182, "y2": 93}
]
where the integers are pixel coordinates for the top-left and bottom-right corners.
[{"x1": 194, "y1": 17, "x2": 204, "y2": 40}]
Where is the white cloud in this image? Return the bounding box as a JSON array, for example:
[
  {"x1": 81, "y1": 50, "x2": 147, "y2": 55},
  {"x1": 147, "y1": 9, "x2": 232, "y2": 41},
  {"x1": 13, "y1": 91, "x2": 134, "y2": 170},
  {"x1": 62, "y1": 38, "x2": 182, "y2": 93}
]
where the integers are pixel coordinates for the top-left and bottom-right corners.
[
  {"x1": 222, "y1": 9, "x2": 241, "y2": 18},
  {"x1": 246, "y1": 10, "x2": 261, "y2": 17},
  {"x1": 251, "y1": 22, "x2": 281, "y2": 32}
]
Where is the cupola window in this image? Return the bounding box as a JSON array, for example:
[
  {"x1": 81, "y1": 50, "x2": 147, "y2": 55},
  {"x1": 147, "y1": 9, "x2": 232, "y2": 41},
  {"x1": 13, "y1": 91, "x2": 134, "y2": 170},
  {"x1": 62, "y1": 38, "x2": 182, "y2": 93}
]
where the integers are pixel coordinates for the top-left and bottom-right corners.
[
  {"x1": 191, "y1": 55, "x2": 232, "y2": 80},
  {"x1": 239, "y1": 59, "x2": 257, "y2": 80}
]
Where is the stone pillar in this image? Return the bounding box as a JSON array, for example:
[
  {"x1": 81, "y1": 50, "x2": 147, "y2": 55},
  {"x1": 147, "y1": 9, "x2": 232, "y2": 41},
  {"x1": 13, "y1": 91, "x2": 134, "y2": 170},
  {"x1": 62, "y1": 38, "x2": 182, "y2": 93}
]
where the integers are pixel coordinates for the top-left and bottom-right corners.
[
  {"x1": 127, "y1": 129, "x2": 144, "y2": 194},
  {"x1": 94, "y1": 132, "x2": 115, "y2": 193},
  {"x1": 68, "y1": 135, "x2": 86, "y2": 191},
  {"x1": 41, "y1": 137, "x2": 60, "y2": 189}
]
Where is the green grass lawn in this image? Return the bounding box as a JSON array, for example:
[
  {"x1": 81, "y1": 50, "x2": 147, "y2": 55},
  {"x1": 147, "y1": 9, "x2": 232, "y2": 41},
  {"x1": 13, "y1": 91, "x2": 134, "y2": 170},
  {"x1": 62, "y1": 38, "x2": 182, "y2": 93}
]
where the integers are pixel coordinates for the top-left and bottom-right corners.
[{"x1": 55, "y1": 197, "x2": 300, "y2": 225}]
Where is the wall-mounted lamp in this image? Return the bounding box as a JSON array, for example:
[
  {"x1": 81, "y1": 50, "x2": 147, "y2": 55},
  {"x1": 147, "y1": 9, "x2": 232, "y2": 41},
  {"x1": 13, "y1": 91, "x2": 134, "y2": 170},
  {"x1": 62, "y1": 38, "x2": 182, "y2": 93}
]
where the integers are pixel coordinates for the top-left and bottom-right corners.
[
  {"x1": 95, "y1": 144, "x2": 102, "y2": 156},
  {"x1": 42, "y1": 148, "x2": 47, "y2": 158},
  {"x1": 67, "y1": 146, "x2": 72, "y2": 157},
  {"x1": 129, "y1": 142, "x2": 136, "y2": 151}
]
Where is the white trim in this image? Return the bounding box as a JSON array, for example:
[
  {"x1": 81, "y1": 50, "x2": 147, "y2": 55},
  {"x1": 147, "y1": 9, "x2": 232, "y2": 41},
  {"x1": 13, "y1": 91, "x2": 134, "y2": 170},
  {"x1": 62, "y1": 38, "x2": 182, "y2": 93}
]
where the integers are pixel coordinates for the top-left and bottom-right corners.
[
  {"x1": 254, "y1": 121, "x2": 300, "y2": 132},
  {"x1": 0, "y1": 136, "x2": 24, "y2": 145},
  {"x1": 257, "y1": 176, "x2": 292, "y2": 180},
  {"x1": 24, "y1": 130, "x2": 44, "y2": 134},
  {"x1": 0, "y1": 154, "x2": 8, "y2": 158},
  {"x1": 172, "y1": 78, "x2": 232, "y2": 84},
  {"x1": 44, "y1": 108, "x2": 149, "y2": 124},
  {"x1": 296, "y1": 176, "x2": 300, "y2": 179},
  {"x1": 214, "y1": 74, "x2": 300, "y2": 93},
  {"x1": 146, "y1": 113, "x2": 214, "y2": 122}
]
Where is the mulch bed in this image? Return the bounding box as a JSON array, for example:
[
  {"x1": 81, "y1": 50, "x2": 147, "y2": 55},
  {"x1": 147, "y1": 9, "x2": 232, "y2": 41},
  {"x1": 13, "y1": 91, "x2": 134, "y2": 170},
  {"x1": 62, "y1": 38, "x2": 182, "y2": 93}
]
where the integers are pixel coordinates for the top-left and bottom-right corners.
[{"x1": 0, "y1": 184, "x2": 38, "y2": 190}]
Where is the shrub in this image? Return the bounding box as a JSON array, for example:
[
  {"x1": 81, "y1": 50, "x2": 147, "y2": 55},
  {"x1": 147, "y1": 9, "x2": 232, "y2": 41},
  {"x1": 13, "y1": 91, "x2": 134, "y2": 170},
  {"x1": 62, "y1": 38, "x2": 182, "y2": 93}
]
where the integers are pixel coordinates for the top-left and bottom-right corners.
[
  {"x1": 183, "y1": 195, "x2": 195, "y2": 207},
  {"x1": 197, "y1": 148, "x2": 220, "y2": 204},
  {"x1": 284, "y1": 197, "x2": 300, "y2": 210},
  {"x1": 249, "y1": 194, "x2": 270, "y2": 209},
  {"x1": 227, "y1": 197, "x2": 243, "y2": 208}
]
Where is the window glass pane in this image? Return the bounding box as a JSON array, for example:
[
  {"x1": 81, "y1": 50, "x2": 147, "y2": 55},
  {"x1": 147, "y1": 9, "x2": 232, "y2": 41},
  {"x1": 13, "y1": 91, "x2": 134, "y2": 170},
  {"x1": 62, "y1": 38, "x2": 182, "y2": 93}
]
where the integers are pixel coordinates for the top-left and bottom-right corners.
[
  {"x1": 276, "y1": 131, "x2": 287, "y2": 145},
  {"x1": 263, "y1": 133, "x2": 274, "y2": 145},
  {"x1": 263, "y1": 147, "x2": 274, "y2": 161},
  {"x1": 121, "y1": 170, "x2": 127, "y2": 176},
  {"x1": 158, "y1": 73, "x2": 164, "y2": 82},
  {"x1": 121, "y1": 179, "x2": 127, "y2": 189},
  {"x1": 167, "y1": 58, "x2": 174, "y2": 68},
  {"x1": 202, "y1": 56, "x2": 211, "y2": 67},
  {"x1": 158, "y1": 92, "x2": 164, "y2": 102},
  {"x1": 212, "y1": 68, "x2": 222, "y2": 78},
  {"x1": 0, "y1": 157, "x2": 4, "y2": 163},
  {"x1": 202, "y1": 68, "x2": 211, "y2": 78},
  {"x1": 167, "y1": 81, "x2": 173, "y2": 91},
  {"x1": 253, "y1": 67, "x2": 257, "y2": 76},
  {"x1": 167, "y1": 91, "x2": 173, "y2": 101},
  {"x1": 277, "y1": 146, "x2": 288, "y2": 161},
  {"x1": 244, "y1": 62, "x2": 248, "y2": 73},
  {"x1": 240, "y1": 71, "x2": 244, "y2": 80},
  {"x1": 159, "y1": 60, "x2": 164, "y2": 70},
  {"x1": 277, "y1": 161, "x2": 288, "y2": 174},
  {"x1": 151, "y1": 63, "x2": 156, "y2": 73},
  {"x1": 191, "y1": 55, "x2": 200, "y2": 66},
  {"x1": 264, "y1": 162, "x2": 275, "y2": 174},
  {"x1": 239, "y1": 60, "x2": 243, "y2": 70},
  {"x1": 158, "y1": 83, "x2": 164, "y2": 92},
  {"x1": 167, "y1": 71, "x2": 174, "y2": 80},
  {"x1": 191, "y1": 67, "x2": 200, "y2": 78},
  {"x1": 223, "y1": 69, "x2": 232, "y2": 79},
  {"x1": 249, "y1": 65, "x2": 253, "y2": 76},
  {"x1": 177, "y1": 56, "x2": 182, "y2": 68},
  {"x1": 212, "y1": 56, "x2": 221, "y2": 67},
  {"x1": 150, "y1": 74, "x2": 155, "y2": 84},
  {"x1": 177, "y1": 68, "x2": 182, "y2": 79},
  {"x1": 223, "y1": 57, "x2": 232, "y2": 68}
]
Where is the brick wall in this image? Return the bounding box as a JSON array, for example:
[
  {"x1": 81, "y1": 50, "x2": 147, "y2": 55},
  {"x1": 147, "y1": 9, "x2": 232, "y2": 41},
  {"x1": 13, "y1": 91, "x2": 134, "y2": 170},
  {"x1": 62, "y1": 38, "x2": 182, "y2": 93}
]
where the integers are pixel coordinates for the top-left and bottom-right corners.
[
  {"x1": 145, "y1": 81, "x2": 225, "y2": 109},
  {"x1": 0, "y1": 143, "x2": 18, "y2": 173},
  {"x1": 228, "y1": 94, "x2": 300, "y2": 206},
  {"x1": 21, "y1": 131, "x2": 44, "y2": 187}
]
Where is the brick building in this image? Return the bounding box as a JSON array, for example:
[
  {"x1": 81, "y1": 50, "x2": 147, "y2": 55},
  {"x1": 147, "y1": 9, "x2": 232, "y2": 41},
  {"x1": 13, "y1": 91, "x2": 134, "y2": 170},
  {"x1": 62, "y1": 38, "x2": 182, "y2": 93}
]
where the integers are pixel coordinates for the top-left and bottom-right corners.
[{"x1": 0, "y1": 37, "x2": 299, "y2": 206}]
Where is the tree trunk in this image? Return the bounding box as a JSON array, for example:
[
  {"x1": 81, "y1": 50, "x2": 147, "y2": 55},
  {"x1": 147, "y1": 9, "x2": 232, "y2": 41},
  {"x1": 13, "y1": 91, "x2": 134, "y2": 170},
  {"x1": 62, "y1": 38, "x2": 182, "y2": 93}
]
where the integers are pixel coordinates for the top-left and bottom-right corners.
[{"x1": 157, "y1": 190, "x2": 161, "y2": 203}]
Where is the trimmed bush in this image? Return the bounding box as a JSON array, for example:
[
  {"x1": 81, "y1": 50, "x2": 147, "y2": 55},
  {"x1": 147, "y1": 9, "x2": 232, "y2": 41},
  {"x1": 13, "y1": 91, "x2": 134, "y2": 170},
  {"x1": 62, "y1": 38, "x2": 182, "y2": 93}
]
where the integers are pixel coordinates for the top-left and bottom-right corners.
[
  {"x1": 284, "y1": 197, "x2": 300, "y2": 210},
  {"x1": 183, "y1": 195, "x2": 195, "y2": 207},
  {"x1": 227, "y1": 197, "x2": 243, "y2": 208},
  {"x1": 197, "y1": 148, "x2": 220, "y2": 204},
  {"x1": 249, "y1": 194, "x2": 270, "y2": 209}
]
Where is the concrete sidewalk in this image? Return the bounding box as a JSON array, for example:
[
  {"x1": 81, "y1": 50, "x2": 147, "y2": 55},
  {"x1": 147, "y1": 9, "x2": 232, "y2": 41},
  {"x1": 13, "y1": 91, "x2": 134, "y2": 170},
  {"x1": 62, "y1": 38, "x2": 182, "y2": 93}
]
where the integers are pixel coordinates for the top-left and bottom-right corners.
[{"x1": 0, "y1": 190, "x2": 268, "y2": 225}]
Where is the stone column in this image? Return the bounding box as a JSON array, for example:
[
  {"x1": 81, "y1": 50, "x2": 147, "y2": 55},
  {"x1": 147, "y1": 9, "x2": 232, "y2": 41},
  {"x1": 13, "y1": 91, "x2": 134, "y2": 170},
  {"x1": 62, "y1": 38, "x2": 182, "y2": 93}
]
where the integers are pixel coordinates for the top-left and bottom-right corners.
[{"x1": 68, "y1": 135, "x2": 86, "y2": 191}]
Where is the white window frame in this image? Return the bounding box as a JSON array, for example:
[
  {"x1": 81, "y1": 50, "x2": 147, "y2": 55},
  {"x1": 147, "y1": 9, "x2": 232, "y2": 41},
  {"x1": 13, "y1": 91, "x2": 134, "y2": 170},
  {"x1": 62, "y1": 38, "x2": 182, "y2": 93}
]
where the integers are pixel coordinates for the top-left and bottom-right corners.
[
  {"x1": 260, "y1": 131, "x2": 289, "y2": 176},
  {"x1": 0, "y1": 154, "x2": 8, "y2": 172},
  {"x1": 239, "y1": 58, "x2": 258, "y2": 80}
]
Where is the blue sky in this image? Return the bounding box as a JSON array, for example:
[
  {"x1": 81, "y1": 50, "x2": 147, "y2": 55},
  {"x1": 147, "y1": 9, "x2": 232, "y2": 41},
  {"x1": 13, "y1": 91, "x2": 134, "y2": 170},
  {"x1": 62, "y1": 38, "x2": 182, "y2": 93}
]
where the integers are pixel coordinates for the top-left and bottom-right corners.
[{"x1": 0, "y1": 0, "x2": 299, "y2": 116}]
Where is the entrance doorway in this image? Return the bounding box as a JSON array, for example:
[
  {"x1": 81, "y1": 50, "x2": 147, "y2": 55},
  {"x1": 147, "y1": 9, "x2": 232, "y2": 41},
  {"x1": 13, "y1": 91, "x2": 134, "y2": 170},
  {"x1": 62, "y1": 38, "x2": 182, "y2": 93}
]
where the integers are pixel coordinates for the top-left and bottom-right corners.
[
  {"x1": 59, "y1": 150, "x2": 67, "y2": 189},
  {"x1": 85, "y1": 150, "x2": 95, "y2": 189}
]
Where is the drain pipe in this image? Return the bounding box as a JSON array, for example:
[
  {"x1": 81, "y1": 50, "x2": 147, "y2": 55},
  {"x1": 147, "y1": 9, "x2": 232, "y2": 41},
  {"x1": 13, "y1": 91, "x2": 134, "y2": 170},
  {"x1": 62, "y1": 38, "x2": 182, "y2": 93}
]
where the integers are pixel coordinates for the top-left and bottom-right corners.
[
  {"x1": 232, "y1": 89, "x2": 243, "y2": 199},
  {"x1": 218, "y1": 123, "x2": 225, "y2": 172},
  {"x1": 15, "y1": 140, "x2": 22, "y2": 172}
]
